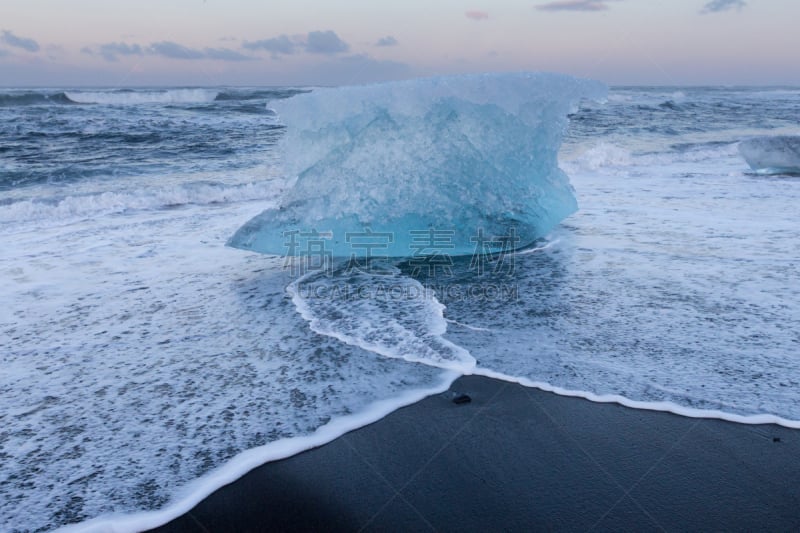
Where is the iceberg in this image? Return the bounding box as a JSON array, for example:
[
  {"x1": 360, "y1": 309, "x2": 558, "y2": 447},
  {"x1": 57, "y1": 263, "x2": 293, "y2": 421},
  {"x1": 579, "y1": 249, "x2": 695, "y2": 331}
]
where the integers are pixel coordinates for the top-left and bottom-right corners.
[
  {"x1": 228, "y1": 72, "x2": 607, "y2": 257},
  {"x1": 739, "y1": 136, "x2": 800, "y2": 175}
]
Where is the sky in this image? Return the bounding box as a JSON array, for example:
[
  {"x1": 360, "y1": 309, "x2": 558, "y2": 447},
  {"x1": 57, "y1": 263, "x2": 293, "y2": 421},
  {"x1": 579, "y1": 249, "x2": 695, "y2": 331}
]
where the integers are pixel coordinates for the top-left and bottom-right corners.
[{"x1": 1, "y1": 0, "x2": 799, "y2": 87}]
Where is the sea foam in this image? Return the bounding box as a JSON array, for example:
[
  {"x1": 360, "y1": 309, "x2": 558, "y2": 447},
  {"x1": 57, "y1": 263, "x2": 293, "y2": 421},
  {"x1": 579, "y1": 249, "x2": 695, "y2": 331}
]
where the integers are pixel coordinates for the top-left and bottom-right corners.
[
  {"x1": 0, "y1": 181, "x2": 282, "y2": 226},
  {"x1": 288, "y1": 265, "x2": 475, "y2": 372},
  {"x1": 64, "y1": 89, "x2": 219, "y2": 105}
]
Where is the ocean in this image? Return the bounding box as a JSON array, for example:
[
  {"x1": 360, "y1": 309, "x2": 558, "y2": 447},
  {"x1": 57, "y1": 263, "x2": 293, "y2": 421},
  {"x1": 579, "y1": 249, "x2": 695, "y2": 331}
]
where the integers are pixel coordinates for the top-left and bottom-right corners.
[{"x1": 1, "y1": 83, "x2": 799, "y2": 532}]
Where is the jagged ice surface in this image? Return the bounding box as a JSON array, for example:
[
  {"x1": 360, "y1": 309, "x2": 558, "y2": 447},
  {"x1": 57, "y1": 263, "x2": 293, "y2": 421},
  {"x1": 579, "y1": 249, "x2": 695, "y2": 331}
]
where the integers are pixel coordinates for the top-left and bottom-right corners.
[{"x1": 228, "y1": 73, "x2": 607, "y2": 257}]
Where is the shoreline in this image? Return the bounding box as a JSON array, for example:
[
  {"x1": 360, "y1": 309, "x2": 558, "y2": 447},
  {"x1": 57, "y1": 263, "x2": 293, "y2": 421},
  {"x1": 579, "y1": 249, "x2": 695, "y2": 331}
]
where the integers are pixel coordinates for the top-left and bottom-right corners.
[
  {"x1": 471, "y1": 367, "x2": 800, "y2": 429},
  {"x1": 148, "y1": 374, "x2": 800, "y2": 531},
  {"x1": 60, "y1": 372, "x2": 460, "y2": 533}
]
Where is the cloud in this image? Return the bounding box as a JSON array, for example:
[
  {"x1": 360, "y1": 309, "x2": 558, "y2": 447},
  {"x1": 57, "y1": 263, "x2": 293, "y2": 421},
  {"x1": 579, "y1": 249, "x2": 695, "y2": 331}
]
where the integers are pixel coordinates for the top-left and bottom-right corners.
[
  {"x1": 243, "y1": 35, "x2": 297, "y2": 55},
  {"x1": 202, "y1": 47, "x2": 253, "y2": 61},
  {"x1": 0, "y1": 48, "x2": 9, "y2": 58},
  {"x1": 149, "y1": 41, "x2": 205, "y2": 60},
  {"x1": 375, "y1": 35, "x2": 398, "y2": 47},
  {"x1": 465, "y1": 10, "x2": 489, "y2": 20},
  {"x1": 244, "y1": 31, "x2": 349, "y2": 56},
  {"x1": 148, "y1": 41, "x2": 252, "y2": 61},
  {"x1": 536, "y1": 0, "x2": 614, "y2": 11},
  {"x1": 701, "y1": 0, "x2": 746, "y2": 13},
  {"x1": 1, "y1": 30, "x2": 40, "y2": 52},
  {"x1": 305, "y1": 30, "x2": 349, "y2": 54},
  {"x1": 83, "y1": 42, "x2": 144, "y2": 62},
  {"x1": 84, "y1": 40, "x2": 254, "y2": 62}
]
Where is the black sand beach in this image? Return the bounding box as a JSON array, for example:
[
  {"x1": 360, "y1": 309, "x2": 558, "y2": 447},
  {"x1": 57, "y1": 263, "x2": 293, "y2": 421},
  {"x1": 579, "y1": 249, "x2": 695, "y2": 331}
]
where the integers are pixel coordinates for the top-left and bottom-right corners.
[{"x1": 153, "y1": 375, "x2": 800, "y2": 532}]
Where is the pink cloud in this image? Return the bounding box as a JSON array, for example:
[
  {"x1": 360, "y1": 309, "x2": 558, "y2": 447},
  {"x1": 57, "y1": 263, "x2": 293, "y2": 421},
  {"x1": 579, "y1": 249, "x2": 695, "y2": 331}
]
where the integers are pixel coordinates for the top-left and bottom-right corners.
[
  {"x1": 537, "y1": 0, "x2": 614, "y2": 11},
  {"x1": 465, "y1": 10, "x2": 489, "y2": 20}
]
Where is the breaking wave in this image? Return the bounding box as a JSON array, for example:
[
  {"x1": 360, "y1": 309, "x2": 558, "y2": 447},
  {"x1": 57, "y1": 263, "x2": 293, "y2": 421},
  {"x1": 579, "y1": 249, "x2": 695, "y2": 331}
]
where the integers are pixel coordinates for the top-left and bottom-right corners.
[
  {"x1": 0, "y1": 91, "x2": 77, "y2": 106},
  {"x1": 64, "y1": 89, "x2": 220, "y2": 105},
  {"x1": 0, "y1": 181, "x2": 282, "y2": 226}
]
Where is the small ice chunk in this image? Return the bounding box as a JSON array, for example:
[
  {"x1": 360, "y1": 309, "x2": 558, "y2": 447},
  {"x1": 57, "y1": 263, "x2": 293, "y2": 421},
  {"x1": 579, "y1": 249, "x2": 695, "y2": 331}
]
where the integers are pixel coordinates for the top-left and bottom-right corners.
[{"x1": 739, "y1": 136, "x2": 800, "y2": 174}]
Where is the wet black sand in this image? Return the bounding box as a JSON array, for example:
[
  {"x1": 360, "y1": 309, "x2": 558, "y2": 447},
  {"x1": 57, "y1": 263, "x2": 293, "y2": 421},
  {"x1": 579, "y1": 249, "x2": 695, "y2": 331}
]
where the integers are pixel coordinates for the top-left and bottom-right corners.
[{"x1": 152, "y1": 374, "x2": 800, "y2": 532}]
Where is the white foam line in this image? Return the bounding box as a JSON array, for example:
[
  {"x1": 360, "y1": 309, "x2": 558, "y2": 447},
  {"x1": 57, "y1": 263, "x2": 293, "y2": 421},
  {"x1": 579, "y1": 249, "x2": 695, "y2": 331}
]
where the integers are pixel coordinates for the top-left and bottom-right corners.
[
  {"x1": 285, "y1": 270, "x2": 328, "y2": 321},
  {"x1": 57, "y1": 370, "x2": 460, "y2": 533},
  {"x1": 446, "y1": 318, "x2": 492, "y2": 332},
  {"x1": 287, "y1": 274, "x2": 476, "y2": 373},
  {"x1": 54, "y1": 353, "x2": 800, "y2": 533},
  {"x1": 66, "y1": 269, "x2": 799, "y2": 531},
  {"x1": 469, "y1": 367, "x2": 800, "y2": 429},
  {"x1": 515, "y1": 239, "x2": 561, "y2": 255},
  {"x1": 291, "y1": 270, "x2": 800, "y2": 429}
]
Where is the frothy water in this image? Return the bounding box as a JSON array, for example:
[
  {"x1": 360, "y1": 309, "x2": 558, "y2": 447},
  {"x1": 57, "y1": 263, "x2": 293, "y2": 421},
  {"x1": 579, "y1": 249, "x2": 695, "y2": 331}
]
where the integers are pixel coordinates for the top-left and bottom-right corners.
[
  {"x1": 2, "y1": 84, "x2": 800, "y2": 532},
  {"x1": 289, "y1": 265, "x2": 475, "y2": 372},
  {"x1": 0, "y1": 199, "x2": 454, "y2": 531},
  {"x1": 64, "y1": 89, "x2": 220, "y2": 105}
]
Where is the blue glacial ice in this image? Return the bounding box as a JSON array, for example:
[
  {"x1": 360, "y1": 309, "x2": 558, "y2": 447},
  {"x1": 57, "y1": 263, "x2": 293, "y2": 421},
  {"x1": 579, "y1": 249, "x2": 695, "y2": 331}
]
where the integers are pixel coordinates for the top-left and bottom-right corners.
[
  {"x1": 228, "y1": 72, "x2": 607, "y2": 257},
  {"x1": 739, "y1": 135, "x2": 800, "y2": 174}
]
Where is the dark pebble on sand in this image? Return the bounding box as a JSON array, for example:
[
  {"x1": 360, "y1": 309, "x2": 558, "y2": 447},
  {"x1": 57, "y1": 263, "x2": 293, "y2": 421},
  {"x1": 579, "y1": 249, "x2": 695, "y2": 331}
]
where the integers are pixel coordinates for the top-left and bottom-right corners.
[{"x1": 453, "y1": 394, "x2": 472, "y2": 405}]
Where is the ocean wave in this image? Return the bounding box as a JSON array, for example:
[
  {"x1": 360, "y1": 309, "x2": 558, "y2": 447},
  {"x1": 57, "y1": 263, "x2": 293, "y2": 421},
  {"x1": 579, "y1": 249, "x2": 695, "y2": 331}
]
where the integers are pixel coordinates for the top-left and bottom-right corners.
[
  {"x1": 0, "y1": 181, "x2": 281, "y2": 225},
  {"x1": 288, "y1": 267, "x2": 476, "y2": 372},
  {"x1": 174, "y1": 103, "x2": 277, "y2": 115},
  {"x1": 291, "y1": 260, "x2": 800, "y2": 429},
  {"x1": 0, "y1": 91, "x2": 76, "y2": 106},
  {"x1": 748, "y1": 88, "x2": 800, "y2": 99},
  {"x1": 57, "y1": 372, "x2": 457, "y2": 533},
  {"x1": 564, "y1": 142, "x2": 633, "y2": 171},
  {"x1": 64, "y1": 89, "x2": 219, "y2": 105},
  {"x1": 643, "y1": 141, "x2": 741, "y2": 165},
  {"x1": 670, "y1": 140, "x2": 740, "y2": 153},
  {"x1": 565, "y1": 139, "x2": 742, "y2": 173},
  {"x1": 214, "y1": 88, "x2": 311, "y2": 102},
  {"x1": 0, "y1": 88, "x2": 309, "y2": 108}
]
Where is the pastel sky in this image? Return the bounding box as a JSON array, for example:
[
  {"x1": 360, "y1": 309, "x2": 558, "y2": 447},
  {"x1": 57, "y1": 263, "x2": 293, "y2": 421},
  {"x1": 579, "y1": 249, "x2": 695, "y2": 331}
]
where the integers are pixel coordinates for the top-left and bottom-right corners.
[{"x1": 1, "y1": 0, "x2": 798, "y2": 86}]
